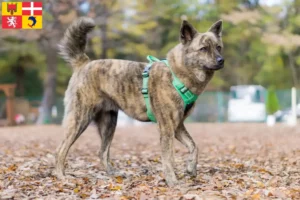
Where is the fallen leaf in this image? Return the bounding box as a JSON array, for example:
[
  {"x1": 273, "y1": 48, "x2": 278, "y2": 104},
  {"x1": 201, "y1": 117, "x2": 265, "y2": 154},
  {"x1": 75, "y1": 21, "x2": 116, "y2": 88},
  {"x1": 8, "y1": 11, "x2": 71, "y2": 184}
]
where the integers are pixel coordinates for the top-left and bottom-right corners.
[
  {"x1": 157, "y1": 187, "x2": 167, "y2": 192},
  {"x1": 251, "y1": 193, "x2": 260, "y2": 199},
  {"x1": 257, "y1": 181, "x2": 265, "y2": 188},
  {"x1": 7, "y1": 164, "x2": 17, "y2": 172},
  {"x1": 108, "y1": 183, "x2": 122, "y2": 191},
  {"x1": 73, "y1": 188, "x2": 80, "y2": 193},
  {"x1": 115, "y1": 176, "x2": 123, "y2": 184},
  {"x1": 258, "y1": 168, "x2": 273, "y2": 175},
  {"x1": 120, "y1": 196, "x2": 132, "y2": 200},
  {"x1": 79, "y1": 193, "x2": 89, "y2": 198}
]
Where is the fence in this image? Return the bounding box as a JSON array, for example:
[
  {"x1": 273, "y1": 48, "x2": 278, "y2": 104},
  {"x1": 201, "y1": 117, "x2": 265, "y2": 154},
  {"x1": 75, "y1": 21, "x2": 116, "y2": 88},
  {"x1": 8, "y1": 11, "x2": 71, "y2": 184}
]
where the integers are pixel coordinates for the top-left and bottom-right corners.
[
  {"x1": 0, "y1": 89, "x2": 299, "y2": 124},
  {"x1": 188, "y1": 89, "x2": 300, "y2": 122}
]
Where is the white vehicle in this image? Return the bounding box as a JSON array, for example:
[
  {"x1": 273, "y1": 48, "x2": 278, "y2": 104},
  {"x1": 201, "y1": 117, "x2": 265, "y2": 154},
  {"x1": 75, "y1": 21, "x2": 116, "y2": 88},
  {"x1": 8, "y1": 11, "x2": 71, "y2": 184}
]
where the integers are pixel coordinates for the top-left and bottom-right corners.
[{"x1": 228, "y1": 85, "x2": 267, "y2": 122}]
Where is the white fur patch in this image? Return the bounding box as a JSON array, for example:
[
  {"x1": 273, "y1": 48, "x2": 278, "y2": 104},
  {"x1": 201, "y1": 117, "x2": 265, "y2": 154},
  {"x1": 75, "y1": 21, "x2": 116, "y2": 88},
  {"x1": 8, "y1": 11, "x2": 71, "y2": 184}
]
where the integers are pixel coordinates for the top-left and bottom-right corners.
[{"x1": 194, "y1": 71, "x2": 206, "y2": 82}]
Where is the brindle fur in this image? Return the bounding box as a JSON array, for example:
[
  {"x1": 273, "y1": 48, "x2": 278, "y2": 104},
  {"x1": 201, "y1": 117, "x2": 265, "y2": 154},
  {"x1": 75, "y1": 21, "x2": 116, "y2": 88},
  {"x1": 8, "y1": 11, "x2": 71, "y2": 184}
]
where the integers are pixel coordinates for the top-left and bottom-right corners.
[{"x1": 54, "y1": 17, "x2": 224, "y2": 186}]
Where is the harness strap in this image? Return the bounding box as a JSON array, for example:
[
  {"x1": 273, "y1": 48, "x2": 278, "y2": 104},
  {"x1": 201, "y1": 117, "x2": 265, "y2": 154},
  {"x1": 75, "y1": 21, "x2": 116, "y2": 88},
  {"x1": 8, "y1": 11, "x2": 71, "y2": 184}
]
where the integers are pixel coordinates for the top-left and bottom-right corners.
[
  {"x1": 142, "y1": 63, "x2": 157, "y2": 122},
  {"x1": 142, "y1": 55, "x2": 198, "y2": 122},
  {"x1": 161, "y1": 60, "x2": 198, "y2": 106}
]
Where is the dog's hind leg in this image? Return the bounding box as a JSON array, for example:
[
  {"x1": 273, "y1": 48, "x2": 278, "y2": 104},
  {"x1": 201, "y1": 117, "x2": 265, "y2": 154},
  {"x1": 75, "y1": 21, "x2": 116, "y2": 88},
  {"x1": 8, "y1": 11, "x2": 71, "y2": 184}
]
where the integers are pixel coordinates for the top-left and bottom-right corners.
[
  {"x1": 175, "y1": 123, "x2": 198, "y2": 177},
  {"x1": 94, "y1": 110, "x2": 118, "y2": 175},
  {"x1": 54, "y1": 100, "x2": 93, "y2": 179}
]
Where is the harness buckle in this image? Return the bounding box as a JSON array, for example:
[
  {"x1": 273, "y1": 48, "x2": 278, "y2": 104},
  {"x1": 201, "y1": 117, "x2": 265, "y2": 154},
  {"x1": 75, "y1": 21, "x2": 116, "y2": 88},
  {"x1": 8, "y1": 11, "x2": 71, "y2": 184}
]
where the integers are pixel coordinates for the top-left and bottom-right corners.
[
  {"x1": 142, "y1": 72, "x2": 149, "y2": 78},
  {"x1": 180, "y1": 86, "x2": 188, "y2": 93},
  {"x1": 141, "y1": 88, "x2": 148, "y2": 94}
]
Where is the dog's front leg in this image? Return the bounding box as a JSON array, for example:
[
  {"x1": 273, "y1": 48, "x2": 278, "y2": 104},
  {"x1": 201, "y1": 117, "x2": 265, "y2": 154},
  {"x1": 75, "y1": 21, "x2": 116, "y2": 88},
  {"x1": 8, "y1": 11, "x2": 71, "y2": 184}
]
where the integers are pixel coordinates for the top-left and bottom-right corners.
[
  {"x1": 158, "y1": 123, "x2": 178, "y2": 186},
  {"x1": 175, "y1": 123, "x2": 198, "y2": 177}
]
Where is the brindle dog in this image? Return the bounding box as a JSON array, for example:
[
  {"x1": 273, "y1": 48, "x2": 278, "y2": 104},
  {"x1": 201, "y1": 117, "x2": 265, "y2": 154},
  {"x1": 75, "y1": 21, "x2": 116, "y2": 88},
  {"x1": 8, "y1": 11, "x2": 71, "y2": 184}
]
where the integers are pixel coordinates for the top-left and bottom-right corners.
[{"x1": 54, "y1": 17, "x2": 224, "y2": 186}]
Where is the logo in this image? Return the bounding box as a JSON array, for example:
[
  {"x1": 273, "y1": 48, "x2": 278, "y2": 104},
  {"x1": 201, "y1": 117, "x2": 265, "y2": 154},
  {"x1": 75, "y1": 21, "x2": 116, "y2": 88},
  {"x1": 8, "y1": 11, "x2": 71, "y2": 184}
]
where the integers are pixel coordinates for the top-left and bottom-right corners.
[
  {"x1": 28, "y1": 16, "x2": 36, "y2": 28},
  {"x1": 2, "y1": 2, "x2": 42, "y2": 29},
  {"x1": 7, "y1": 3, "x2": 17, "y2": 15},
  {"x1": 22, "y1": 2, "x2": 42, "y2": 16},
  {"x1": 7, "y1": 16, "x2": 18, "y2": 28}
]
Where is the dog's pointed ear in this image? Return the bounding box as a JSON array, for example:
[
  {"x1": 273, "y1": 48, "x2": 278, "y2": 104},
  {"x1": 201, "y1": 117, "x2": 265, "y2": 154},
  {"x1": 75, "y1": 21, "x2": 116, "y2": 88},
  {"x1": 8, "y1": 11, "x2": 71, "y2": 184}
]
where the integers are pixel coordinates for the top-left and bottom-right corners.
[
  {"x1": 208, "y1": 20, "x2": 222, "y2": 37},
  {"x1": 180, "y1": 20, "x2": 197, "y2": 44}
]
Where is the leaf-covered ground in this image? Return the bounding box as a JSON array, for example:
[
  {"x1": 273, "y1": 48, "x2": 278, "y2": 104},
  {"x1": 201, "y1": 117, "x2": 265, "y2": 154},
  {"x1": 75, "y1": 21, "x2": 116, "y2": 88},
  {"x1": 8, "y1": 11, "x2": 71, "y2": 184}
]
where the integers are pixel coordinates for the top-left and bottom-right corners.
[{"x1": 0, "y1": 123, "x2": 300, "y2": 199}]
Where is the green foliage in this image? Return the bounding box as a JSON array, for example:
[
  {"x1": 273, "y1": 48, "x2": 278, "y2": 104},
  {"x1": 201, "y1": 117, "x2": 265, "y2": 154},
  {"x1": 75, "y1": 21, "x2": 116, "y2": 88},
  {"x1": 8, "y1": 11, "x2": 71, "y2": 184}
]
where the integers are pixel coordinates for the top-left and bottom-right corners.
[
  {"x1": 0, "y1": 40, "x2": 45, "y2": 96},
  {"x1": 1, "y1": 0, "x2": 299, "y2": 98},
  {"x1": 266, "y1": 88, "x2": 280, "y2": 115}
]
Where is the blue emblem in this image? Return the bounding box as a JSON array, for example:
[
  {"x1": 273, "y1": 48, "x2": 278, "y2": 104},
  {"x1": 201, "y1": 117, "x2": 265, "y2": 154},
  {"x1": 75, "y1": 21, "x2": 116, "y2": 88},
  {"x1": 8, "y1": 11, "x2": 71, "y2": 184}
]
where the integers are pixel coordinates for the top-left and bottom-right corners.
[{"x1": 28, "y1": 16, "x2": 37, "y2": 28}]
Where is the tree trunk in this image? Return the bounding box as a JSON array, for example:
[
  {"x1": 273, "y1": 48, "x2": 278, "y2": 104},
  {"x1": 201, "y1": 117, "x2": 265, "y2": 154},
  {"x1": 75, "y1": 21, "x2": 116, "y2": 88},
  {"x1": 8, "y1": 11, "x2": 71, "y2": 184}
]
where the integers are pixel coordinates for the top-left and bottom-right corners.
[
  {"x1": 288, "y1": 53, "x2": 299, "y2": 87},
  {"x1": 13, "y1": 65, "x2": 25, "y2": 96},
  {"x1": 36, "y1": 44, "x2": 57, "y2": 124},
  {"x1": 100, "y1": 4, "x2": 108, "y2": 59}
]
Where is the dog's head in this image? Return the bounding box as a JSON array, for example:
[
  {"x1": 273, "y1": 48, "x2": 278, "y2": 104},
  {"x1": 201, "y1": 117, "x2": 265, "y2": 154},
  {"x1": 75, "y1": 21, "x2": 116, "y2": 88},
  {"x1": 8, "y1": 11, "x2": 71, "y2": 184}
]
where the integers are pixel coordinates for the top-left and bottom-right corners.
[{"x1": 180, "y1": 20, "x2": 224, "y2": 71}]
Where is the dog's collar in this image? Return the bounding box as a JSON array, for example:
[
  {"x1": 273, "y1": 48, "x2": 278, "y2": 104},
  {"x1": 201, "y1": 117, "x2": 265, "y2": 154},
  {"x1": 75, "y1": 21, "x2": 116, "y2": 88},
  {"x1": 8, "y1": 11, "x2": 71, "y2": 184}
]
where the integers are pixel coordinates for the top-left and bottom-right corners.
[{"x1": 142, "y1": 55, "x2": 198, "y2": 122}]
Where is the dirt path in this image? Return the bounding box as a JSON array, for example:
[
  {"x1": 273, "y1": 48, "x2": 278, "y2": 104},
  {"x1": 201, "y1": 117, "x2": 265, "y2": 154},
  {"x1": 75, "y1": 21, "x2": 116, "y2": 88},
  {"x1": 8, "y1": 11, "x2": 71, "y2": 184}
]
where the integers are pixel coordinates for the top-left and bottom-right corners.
[{"x1": 0, "y1": 123, "x2": 300, "y2": 199}]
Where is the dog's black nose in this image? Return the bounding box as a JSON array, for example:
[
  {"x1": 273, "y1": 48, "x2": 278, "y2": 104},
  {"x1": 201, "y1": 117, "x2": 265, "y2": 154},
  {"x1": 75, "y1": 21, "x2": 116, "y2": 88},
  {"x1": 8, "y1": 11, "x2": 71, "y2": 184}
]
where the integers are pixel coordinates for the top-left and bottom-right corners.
[{"x1": 217, "y1": 56, "x2": 224, "y2": 65}]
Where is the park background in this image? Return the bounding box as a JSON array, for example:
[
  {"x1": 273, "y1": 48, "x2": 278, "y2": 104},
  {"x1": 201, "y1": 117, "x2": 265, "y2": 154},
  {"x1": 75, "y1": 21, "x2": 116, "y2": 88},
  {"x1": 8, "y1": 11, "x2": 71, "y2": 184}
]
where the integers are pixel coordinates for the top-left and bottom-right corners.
[{"x1": 0, "y1": 0, "x2": 299, "y2": 125}]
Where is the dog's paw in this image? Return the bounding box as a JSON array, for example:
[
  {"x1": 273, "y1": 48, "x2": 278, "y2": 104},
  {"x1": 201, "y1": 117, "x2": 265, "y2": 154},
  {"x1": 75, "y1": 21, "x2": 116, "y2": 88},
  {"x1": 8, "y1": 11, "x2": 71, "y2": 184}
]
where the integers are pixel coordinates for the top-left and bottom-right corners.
[
  {"x1": 165, "y1": 174, "x2": 179, "y2": 187},
  {"x1": 186, "y1": 163, "x2": 197, "y2": 177},
  {"x1": 166, "y1": 178, "x2": 179, "y2": 187},
  {"x1": 108, "y1": 170, "x2": 128, "y2": 179},
  {"x1": 52, "y1": 170, "x2": 66, "y2": 180},
  {"x1": 106, "y1": 169, "x2": 116, "y2": 176},
  {"x1": 186, "y1": 168, "x2": 197, "y2": 177},
  {"x1": 186, "y1": 168, "x2": 197, "y2": 178}
]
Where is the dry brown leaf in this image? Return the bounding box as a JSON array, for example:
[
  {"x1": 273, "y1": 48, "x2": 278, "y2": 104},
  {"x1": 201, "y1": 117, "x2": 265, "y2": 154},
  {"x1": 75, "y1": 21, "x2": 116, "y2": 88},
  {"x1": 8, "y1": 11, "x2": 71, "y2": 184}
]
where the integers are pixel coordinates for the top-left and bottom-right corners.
[
  {"x1": 115, "y1": 176, "x2": 123, "y2": 184},
  {"x1": 256, "y1": 181, "x2": 265, "y2": 188},
  {"x1": 228, "y1": 145, "x2": 236, "y2": 153},
  {"x1": 79, "y1": 193, "x2": 89, "y2": 198},
  {"x1": 7, "y1": 164, "x2": 17, "y2": 172},
  {"x1": 258, "y1": 168, "x2": 273, "y2": 175},
  {"x1": 251, "y1": 193, "x2": 260, "y2": 199},
  {"x1": 157, "y1": 187, "x2": 167, "y2": 192},
  {"x1": 245, "y1": 189, "x2": 254, "y2": 196},
  {"x1": 108, "y1": 183, "x2": 122, "y2": 191},
  {"x1": 120, "y1": 196, "x2": 132, "y2": 200},
  {"x1": 73, "y1": 188, "x2": 80, "y2": 193},
  {"x1": 150, "y1": 157, "x2": 160, "y2": 162},
  {"x1": 267, "y1": 176, "x2": 279, "y2": 186},
  {"x1": 82, "y1": 177, "x2": 89, "y2": 183},
  {"x1": 232, "y1": 163, "x2": 244, "y2": 169}
]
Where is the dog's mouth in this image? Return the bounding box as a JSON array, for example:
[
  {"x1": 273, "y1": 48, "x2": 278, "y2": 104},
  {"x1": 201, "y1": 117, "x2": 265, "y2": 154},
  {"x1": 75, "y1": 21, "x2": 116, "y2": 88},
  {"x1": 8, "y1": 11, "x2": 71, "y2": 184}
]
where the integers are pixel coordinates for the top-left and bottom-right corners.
[{"x1": 203, "y1": 64, "x2": 224, "y2": 71}]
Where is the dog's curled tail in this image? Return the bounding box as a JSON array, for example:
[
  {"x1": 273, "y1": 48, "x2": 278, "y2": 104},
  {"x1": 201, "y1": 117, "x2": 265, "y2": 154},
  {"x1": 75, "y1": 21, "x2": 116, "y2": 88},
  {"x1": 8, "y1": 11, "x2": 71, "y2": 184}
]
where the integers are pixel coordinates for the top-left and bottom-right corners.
[{"x1": 58, "y1": 17, "x2": 95, "y2": 69}]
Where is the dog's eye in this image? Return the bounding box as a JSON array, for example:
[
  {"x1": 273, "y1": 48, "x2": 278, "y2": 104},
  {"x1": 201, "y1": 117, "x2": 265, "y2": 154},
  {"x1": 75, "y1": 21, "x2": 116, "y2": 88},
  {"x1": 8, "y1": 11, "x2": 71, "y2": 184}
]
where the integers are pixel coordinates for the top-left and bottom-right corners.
[
  {"x1": 217, "y1": 46, "x2": 222, "y2": 52},
  {"x1": 199, "y1": 47, "x2": 208, "y2": 52}
]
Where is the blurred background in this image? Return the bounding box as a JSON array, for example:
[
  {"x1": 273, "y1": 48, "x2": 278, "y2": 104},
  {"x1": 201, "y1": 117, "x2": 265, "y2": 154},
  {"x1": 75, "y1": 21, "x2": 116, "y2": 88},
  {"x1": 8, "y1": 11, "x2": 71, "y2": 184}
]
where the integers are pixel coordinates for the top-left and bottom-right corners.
[{"x1": 0, "y1": 0, "x2": 299, "y2": 126}]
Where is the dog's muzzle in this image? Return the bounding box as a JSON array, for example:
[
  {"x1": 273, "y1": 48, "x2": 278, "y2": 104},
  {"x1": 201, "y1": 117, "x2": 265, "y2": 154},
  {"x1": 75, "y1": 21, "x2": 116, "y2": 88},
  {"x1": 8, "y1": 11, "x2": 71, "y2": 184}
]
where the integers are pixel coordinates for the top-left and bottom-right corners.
[
  {"x1": 211, "y1": 56, "x2": 225, "y2": 70},
  {"x1": 204, "y1": 64, "x2": 224, "y2": 70}
]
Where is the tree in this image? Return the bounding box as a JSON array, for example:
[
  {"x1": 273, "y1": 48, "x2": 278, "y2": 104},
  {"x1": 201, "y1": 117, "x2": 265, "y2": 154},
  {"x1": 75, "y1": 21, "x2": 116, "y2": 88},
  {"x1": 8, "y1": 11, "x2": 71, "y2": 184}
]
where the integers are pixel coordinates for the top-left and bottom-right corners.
[
  {"x1": 36, "y1": 0, "x2": 79, "y2": 124},
  {"x1": 266, "y1": 88, "x2": 280, "y2": 115}
]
